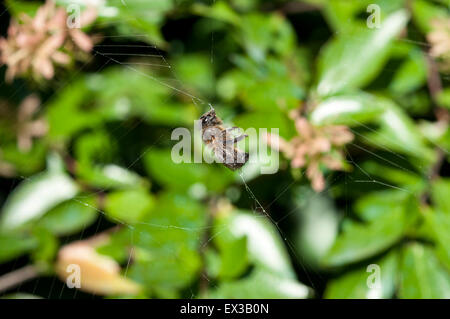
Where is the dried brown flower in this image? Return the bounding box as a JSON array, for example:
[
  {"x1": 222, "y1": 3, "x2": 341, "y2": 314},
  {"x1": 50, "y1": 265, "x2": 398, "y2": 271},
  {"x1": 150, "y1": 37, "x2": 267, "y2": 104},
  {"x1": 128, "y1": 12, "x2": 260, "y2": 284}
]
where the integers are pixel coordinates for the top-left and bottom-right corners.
[
  {"x1": 0, "y1": 0, "x2": 97, "y2": 82},
  {"x1": 16, "y1": 95, "x2": 48, "y2": 152},
  {"x1": 266, "y1": 110, "x2": 353, "y2": 192},
  {"x1": 427, "y1": 18, "x2": 450, "y2": 73},
  {"x1": 0, "y1": 149, "x2": 16, "y2": 178},
  {"x1": 56, "y1": 233, "x2": 142, "y2": 296}
]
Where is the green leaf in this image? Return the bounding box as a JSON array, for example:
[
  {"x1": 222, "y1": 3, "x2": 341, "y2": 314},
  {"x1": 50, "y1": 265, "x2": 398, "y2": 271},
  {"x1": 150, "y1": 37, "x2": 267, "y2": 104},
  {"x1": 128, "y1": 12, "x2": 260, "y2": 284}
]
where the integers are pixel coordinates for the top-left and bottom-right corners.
[
  {"x1": 91, "y1": 68, "x2": 197, "y2": 126},
  {"x1": 0, "y1": 171, "x2": 79, "y2": 230},
  {"x1": 173, "y1": 54, "x2": 215, "y2": 97},
  {"x1": 398, "y1": 243, "x2": 450, "y2": 298},
  {"x1": 77, "y1": 164, "x2": 149, "y2": 190},
  {"x1": 5, "y1": 0, "x2": 41, "y2": 17},
  {"x1": 216, "y1": 236, "x2": 249, "y2": 280},
  {"x1": 0, "y1": 142, "x2": 46, "y2": 176},
  {"x1": 143, "y1": 149, "x2": 234, "y2": 192},
  {"x1": 322, "y1": 0, "x2": 405, "y2": 33},
  {"x1": 104, "y1": 189, "x2": 155, "y2": 224},
  {"x1": 233, "y1": 111, "x2": 295, "y2": 139},
  {"x1": 129, "y1": 246, "x2": 202, "y2": 298},
  {"x1": 292, "y1": 187, "x2": 339, "y2": 265},
  {"x1": 31, "y1": 227, "x2": 58, "y2": 263},
  {"x1": 86, "y1": 0, "x2": 175, "y2": 47},
  {"x1": 316, "y1": 10, "x2": 409, "y2": 96},
  {"x1": 192, "y1": 1, "x2": 240, "y2": 25},
  {"x1": 37, "y1": 197, "x2": 98, "y2": 236},
  {"x1": 240, "y1": 77, "x2": 304, "y2": 112},
  {"x1": 196, "y1": 6, "x2": 296, "y2": 61},
  {"x1": 0, "y1": 233, "x2": 37, "y2": 263},
  {"x1": 389, "y1": 49, "x2": 427, "y2": 95},
  {"x1": 47, "y1": 79, "x2": 103, "y2": 142},
  {"x1": 431, "y1": 178, "x2": 450, "y2": 214},
  {"x1": 74, "y1": 130, "x2": 116, "y2": 164},
  {"x1": 123, "y1": 192, "x2": 206, "y2": 296},
  {"x1": 411, "y1": 0, "x2": 449, "y2": 33},
  {"x1": 354, "y1": 189, "x2": 409, "y2": 222},
  {"x1": 425, "y1": 212, "x2": 450, "y2": 270},
  {"x1": 322, "y1": 205, "x2": 405, "y2": 267},
  {"x1": 239, "y1": 13, "x2": 296, "y2": 61},
  {"x1": 210, "y1": 215, "x2": 252, "y2": 281},
  {"x1": 437, "y1": 88, "x2": 450, "y2": 110},
  {"x1": 207, "y1": 268, "x2": 311, "y2": 299},
  {"x1": 310, "y1": 92, "x2": 384, "y2": 126},
  {"x1": 219, "y1": 210, "x2": 297, "y2": 278},
  {"x1": 322, "y1": 0, "x2": 367, "y2": 32},
  {"x1": 364, "y1": 102, "x2": 435, "y2": 163},
  {"x1": 324, "y1": 250, "x2": 398, "y2": 299},
  {"x1": 360, "y1": 162, "x2": 425, "y2": 193}
]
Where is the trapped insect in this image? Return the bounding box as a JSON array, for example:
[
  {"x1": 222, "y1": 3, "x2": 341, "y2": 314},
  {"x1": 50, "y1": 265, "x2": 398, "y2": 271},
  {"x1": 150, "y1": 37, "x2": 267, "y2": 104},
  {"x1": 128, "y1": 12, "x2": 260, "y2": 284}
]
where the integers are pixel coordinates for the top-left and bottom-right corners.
[{"x1": 200, "y1": 109, "x2": 249, "y2": 170}]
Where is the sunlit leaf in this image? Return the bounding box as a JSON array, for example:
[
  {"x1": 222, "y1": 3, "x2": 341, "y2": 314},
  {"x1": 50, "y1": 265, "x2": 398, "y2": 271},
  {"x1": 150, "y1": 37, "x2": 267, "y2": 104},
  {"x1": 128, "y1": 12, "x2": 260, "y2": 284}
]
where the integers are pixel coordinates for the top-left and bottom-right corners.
[
  {"x1": 398, "y1": 243, "x2": 450, "y2": 298},
  {"x1": 363, "y1": 102, "x2": 435, "y2": 163},
  {"x1": 77, "y1": 164, "x2": 149, "y2": 190},
  {"x1": 431, "y1": 178, "x2": 450, "y2": 214},
  {"x1": 322, "y1": 205, "x2": 405, "y2": 267},
  {"x1": 37, "y1": 197, "x2": 98, "y2": 236},
  {"x1": 316, "y1": 10, "x2": 409, "y2": 96},
  {"x1": 425, "y1": 212, "x2": 450, "y2": 270},
  {"x1": 104, "y1": 188, "x2": 155, "y2": 224},
  {"x1": 324, "y1": 250, "x2": 398, "y2": 299},
  {"x1": 207, "y1": 268, "x2": 311, "y2": 299},
  {"x1": 292, "y1": 187, "x2": 339, "y2": 265},
  {"x1": 0, "y1": 171, "x2": 79, "y2": 230},
  {"x1": 310, "y1": 92, "x2": 384, "y2": 126},
  {"x1": 354, "y1": 189, "x2": 409, "y2": 222},
  {"x1": 219, "y1": 210, "x2": 297, "y2": 279},
  {"x1": 207, "y1": 269, "x2": 311, "y2": 299}
]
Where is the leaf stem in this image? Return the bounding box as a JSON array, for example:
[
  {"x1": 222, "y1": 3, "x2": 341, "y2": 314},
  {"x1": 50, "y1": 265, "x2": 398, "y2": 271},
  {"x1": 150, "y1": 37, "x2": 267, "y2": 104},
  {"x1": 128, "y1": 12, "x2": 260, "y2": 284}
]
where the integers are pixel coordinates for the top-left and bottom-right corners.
[
  {"x1": 421, "y1": 55, "x2": 449, "y2": 205},
  {"x1": 0, "y1": 265, "x2": 40, "y2": 294}
]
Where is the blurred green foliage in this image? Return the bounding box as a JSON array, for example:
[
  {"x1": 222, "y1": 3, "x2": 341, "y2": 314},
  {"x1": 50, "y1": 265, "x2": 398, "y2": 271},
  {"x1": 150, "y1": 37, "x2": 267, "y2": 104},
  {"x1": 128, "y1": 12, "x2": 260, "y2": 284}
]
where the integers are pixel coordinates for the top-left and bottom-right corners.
[{"x1": 0, "y1": 0, "x2": 450, "y2": 299}]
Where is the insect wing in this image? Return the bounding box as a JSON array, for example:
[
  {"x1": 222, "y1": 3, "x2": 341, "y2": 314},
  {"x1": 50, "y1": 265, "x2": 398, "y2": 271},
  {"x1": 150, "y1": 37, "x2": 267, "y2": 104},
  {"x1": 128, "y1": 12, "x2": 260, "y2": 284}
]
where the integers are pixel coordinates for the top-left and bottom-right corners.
[{"x1": 215, "y1": 142, "x2": 248, "y2": 170}]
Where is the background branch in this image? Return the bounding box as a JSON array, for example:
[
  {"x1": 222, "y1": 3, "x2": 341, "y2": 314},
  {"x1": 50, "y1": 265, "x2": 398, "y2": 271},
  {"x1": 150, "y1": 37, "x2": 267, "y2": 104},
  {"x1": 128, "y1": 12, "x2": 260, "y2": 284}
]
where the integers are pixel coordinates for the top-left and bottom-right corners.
[{"x1": 0, "y1": 265, "x2": 40, "y2": 294}]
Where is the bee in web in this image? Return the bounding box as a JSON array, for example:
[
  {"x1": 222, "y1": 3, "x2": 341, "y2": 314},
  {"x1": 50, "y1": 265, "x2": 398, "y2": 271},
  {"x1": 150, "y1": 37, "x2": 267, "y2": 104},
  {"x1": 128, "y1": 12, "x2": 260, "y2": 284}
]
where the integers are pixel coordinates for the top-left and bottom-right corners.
[{"x1": 199, "y1": 108, "x2": 249, "y2": 170}]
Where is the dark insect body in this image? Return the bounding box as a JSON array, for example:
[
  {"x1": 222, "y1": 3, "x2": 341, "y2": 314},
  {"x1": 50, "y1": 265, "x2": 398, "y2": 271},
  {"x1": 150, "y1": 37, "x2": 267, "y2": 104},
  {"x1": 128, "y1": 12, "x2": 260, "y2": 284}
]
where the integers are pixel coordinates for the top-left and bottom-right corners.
[{"x1": 200, "y1": 109, "x2": 249, "y2": 170}]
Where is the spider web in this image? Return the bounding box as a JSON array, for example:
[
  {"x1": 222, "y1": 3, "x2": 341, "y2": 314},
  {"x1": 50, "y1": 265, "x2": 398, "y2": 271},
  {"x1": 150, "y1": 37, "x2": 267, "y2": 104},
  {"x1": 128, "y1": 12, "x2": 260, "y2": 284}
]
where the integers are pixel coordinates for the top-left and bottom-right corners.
[{"x1": 0, "y1": 5, "x2": 449, "y2": 300}]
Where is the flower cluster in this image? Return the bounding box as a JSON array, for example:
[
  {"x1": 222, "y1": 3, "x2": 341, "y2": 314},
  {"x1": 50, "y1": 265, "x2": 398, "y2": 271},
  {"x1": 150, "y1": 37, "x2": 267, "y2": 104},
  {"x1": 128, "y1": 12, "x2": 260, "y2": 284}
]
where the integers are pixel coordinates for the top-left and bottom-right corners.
[
  {"x1": 0, "y1": 0, "x2": 97, "y2": 82},
  {"x1": 15, "y1": 95, "x2": 48, "y2": 152},
  {"x1": 427, "y1": 18, "x2": 450, "y2": 73},
  {"x1": 0, "y1": 150, "x2": 15, "y2": 177},
  {"x1": 0, "y1": 95, "x2": 47, "y2": 154},
  {"x1": 267, "y1": 110, "x2": 353, "y2": 192}
]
